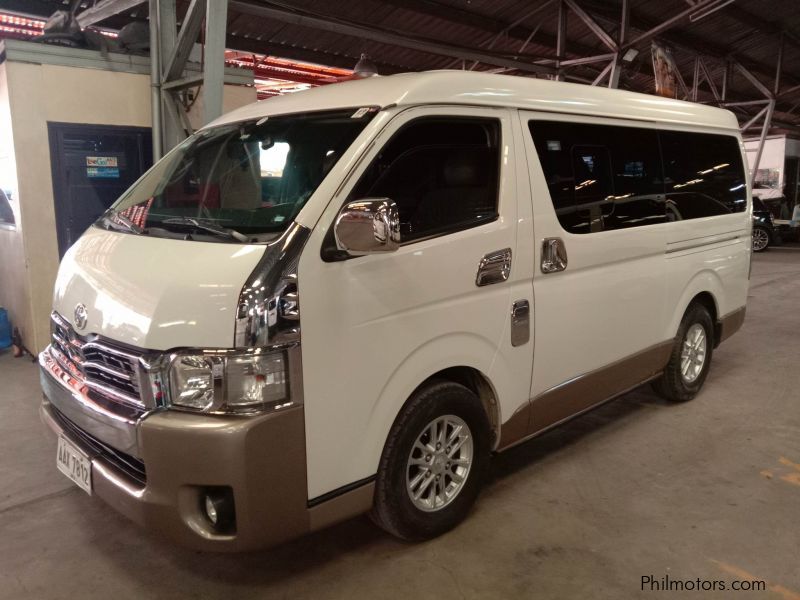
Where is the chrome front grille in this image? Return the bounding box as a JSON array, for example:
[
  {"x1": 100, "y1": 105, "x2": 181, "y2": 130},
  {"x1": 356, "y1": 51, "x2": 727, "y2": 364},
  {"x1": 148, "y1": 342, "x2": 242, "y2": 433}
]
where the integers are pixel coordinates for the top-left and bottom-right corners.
[{"x1": 49, "y1": 312, "x2": 145, "y2": 412}]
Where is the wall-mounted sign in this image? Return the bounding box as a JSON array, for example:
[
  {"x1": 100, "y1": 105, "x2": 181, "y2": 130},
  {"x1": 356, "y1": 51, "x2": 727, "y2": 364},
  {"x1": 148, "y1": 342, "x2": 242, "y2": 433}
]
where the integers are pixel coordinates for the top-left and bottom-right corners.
[
  {"x1": 87, "y1": 166, "x2": 120, "y2": 178},
  {"x1": 86, "y1": 156, "x2": 118, "y2": 167},
  {"x1": 86, "y1": 156, "x2": 120, "y2": 178}
]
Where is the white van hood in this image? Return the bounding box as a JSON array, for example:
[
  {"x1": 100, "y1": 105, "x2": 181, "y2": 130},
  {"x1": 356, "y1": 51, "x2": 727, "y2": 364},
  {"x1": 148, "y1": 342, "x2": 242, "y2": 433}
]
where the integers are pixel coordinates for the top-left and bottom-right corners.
[{"x1": 53, "y1": 227, "x2": 266, "y2": 351}]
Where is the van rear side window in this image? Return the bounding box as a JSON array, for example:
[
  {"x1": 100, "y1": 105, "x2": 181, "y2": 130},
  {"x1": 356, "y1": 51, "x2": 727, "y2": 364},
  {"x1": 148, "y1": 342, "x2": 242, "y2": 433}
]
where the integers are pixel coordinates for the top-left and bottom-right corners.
[
  {"x1": 660, "y1": 130, "x2": 747, "y2": 220},
  {"x1": 528, "y1": 121, "x2": 747, "y2": 234}
]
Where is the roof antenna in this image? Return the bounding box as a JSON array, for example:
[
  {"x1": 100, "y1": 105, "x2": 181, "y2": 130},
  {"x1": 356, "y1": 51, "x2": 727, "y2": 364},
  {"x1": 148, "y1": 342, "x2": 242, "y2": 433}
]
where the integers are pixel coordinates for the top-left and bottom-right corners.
[{"x1": 353, "y1": 54, "x2": 379, "y2": 78}]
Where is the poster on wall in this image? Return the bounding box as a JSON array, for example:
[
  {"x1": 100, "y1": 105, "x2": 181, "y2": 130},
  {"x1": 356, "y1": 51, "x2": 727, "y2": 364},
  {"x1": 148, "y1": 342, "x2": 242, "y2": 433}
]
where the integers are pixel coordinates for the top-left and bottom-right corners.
[
  {"x1": 651, "y1": 42, "x2": 678, "y2": 98},
  {"x1": 86, "y1": 156, "x2": 120, "y2": 179}
]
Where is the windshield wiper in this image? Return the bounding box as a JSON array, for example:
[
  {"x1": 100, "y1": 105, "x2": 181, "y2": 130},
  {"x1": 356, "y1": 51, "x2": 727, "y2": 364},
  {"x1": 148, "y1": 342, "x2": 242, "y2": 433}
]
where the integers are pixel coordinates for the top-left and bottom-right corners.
[
  {"x1": 159, "y1": 217, "x2": 249, "y2": 242},
  {"x1": 100, "y1": 212, "x2": 145, "y2": 235}
]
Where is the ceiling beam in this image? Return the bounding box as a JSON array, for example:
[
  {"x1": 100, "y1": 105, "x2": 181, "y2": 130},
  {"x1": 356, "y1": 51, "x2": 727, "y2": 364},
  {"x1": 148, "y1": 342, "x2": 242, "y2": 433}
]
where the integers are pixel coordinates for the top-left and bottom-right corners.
[
  {"x1": 378, "y1": 0, "x2": 602, "y2": 59},
  {"x1": 722, "y1": 4, "x2": 800, "y2": 49},
  {"x1": 76, "y1": 0, "x2": 146, "y2": 27},
  {"x1": 733, "y1": 60, "x2": 773, "y2": 99},
  {"x1": 621, "y1": 0, "x2": 720, "y2": 50},
  {"x1": 564, "y1": 0, "x2": 617, "y2": 52},
  {"x1": 228, "y1": 1, "x2": 557, "y2": 75},
  {"x1": 581, "y1": 0, "x2": 800, "y2": 90},
  {"x1": 162, "y1": 0, "x2": 205, "y2": 81},
  {"x1": 225, "y1": 34, "x2": 407, "y2": 74}
]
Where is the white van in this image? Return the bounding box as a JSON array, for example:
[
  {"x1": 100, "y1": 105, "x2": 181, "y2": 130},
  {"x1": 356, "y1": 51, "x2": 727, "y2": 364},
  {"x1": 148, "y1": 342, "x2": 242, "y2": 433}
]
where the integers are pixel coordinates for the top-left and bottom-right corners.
[{"x1": 40, "y1": 71, "x2": 750, "y2": 550}]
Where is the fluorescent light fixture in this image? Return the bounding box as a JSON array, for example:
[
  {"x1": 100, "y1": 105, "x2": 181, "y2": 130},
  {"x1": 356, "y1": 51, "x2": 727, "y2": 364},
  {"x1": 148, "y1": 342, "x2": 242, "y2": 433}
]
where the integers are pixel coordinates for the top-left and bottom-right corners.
[{"x1": 622, "y1": 48, "x2": 639, "y2": 62}]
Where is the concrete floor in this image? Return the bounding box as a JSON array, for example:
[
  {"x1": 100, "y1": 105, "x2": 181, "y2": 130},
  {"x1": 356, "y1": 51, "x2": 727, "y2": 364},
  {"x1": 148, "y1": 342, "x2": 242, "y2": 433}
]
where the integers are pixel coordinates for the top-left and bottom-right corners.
[{"x1": 1, "y1": 251, "x2": 799, "y2": 600}]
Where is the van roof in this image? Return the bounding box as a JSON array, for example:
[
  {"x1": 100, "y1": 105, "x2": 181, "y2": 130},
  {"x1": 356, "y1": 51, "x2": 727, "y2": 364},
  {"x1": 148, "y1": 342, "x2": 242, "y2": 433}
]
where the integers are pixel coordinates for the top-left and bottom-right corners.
[{"x1": 210, "y1": 70, "x2": 740, "y2": 131}]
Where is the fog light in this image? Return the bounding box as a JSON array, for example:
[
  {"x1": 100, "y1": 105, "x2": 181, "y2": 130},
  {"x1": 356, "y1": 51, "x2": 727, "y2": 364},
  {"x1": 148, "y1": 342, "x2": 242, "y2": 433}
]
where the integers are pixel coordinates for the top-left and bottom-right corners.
[
  {"x1": 204, "y1": 495, "x2": 219, "y2": 525},
  {"x1": 202, "y1": 487, "x2": 235, "y2": 533}
]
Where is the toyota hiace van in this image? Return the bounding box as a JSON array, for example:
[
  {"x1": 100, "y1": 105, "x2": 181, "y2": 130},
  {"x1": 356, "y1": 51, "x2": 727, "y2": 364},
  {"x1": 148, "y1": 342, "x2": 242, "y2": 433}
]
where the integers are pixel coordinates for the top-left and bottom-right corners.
[{"x1": 40, "y1": 71, "x2": 750, "y2": 550}]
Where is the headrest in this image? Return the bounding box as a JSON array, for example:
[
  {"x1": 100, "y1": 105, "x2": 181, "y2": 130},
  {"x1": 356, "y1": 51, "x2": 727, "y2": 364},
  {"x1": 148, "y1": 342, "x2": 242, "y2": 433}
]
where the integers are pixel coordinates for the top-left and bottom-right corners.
[{"x1": 443, "y1": 152, "x2": 484, "y2": 187}]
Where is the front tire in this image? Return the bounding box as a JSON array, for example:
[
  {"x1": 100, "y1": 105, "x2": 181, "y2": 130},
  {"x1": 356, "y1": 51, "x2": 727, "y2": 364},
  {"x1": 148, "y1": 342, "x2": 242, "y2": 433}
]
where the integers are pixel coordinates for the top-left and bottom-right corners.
[
  {"x1": 652, "y1": 303, "x2": 714, "y2": 402},
  {"x1": 752, "y1": 226, "x2": 771, "y2": 252},
  {"x1": 370, "y1": 380, "x2": 491, "y2": 541}
]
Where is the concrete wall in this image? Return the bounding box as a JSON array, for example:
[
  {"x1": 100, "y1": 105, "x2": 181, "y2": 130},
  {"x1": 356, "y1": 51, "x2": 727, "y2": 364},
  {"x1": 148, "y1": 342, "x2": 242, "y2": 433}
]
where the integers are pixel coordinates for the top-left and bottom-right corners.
[{"x1": 0, "y1": 59, "x2": 256, "y2": 353}]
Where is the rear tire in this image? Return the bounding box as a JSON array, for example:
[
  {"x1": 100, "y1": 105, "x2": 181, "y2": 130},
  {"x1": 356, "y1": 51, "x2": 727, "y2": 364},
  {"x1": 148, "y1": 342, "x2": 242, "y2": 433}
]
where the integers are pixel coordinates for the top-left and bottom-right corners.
[
  {"x1": 652, "y1": 303, "x2": 714, "y2": 402},
  {"x1": 370, "y1": 380, "x2": 491, "y2": 541},
  {"x1": 752, "y1": 226, "x2": 771, "y2": 252}
]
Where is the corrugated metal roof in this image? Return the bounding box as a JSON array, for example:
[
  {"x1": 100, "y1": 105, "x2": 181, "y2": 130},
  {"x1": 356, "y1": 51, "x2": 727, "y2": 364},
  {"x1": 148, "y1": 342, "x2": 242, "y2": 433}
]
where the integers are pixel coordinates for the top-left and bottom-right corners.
[{"x1": 2, "y1": 0, "x2": 799, "y2": 130}]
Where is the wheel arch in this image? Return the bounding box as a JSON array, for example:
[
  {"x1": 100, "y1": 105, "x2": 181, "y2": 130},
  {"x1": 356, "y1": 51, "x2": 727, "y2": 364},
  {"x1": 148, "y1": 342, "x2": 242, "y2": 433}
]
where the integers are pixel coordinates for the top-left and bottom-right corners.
[
  {"x1": 362, "y1": 333, "x2": 506, "y2": 476},
  {"x1": 414, "y1": 366, "x2": 500, "y2": 446},
  {"x1": 667, "y1": 271, "x2": 723, "y2": 346}
]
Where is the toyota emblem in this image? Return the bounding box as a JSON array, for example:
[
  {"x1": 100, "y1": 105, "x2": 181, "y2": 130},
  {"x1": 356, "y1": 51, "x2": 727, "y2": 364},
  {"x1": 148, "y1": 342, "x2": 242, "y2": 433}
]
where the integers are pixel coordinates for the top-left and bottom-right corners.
[{"x1": 74, "y1": 303, "x2": 88, "y2": 331}]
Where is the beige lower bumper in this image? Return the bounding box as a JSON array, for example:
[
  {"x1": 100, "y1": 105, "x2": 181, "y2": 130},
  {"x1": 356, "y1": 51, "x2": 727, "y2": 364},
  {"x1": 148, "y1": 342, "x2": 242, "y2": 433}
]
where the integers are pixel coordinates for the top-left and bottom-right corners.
[{"x1": 41, "y1": 397, "x2": 314, "y2": 551}]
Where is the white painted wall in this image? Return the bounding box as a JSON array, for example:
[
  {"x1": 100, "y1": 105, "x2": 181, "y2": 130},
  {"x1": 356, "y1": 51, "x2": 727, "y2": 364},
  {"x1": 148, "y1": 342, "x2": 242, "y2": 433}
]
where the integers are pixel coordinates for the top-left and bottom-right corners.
[
  {"x1": 0, "y1": 61, "x2": 27, "y2": 348},
  {"x1": 744, "y1": 136, "x2": 787, "y2": 178}
]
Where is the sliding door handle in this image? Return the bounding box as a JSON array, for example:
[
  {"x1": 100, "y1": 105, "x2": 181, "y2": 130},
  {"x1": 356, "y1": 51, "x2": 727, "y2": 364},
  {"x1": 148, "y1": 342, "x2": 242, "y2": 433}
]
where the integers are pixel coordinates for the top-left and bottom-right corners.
[
  {"x1": 541, "y1": 238, "x2": 568, "y2": 274},
  {"x1": 476, "y1": 248, "x2": 512, "y2": 286}
]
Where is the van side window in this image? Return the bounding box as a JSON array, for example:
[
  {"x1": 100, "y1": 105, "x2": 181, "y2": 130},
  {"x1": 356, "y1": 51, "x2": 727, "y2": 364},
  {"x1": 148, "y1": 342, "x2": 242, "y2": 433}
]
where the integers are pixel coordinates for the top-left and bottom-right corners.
[
  {"x1": 350, "y1": 118, "x2": 500, "y2": 242},
  {"x1": 659, "y1": 131, "x2": 747, "y2": 220},
  {"x1": 528, "y1": 121, "x2": 665, "y2": 234},
  {"x1": 571, "y1": 146, "x2": 613, "y2": 233}
]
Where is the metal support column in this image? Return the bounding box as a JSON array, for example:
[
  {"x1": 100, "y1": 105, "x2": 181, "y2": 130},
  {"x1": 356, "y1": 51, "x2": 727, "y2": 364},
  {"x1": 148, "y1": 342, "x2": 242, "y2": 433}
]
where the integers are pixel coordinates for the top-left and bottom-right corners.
[
  {"x1": 721, "y1": 60, "x2": 729, "y2": 102},
  {"x1": 607, "y1": 57, "x2": 621, "y2": 88},
  {"x1": 555, "y1": 0, "x2": 566, "y2": 81},
  {"x1": 750, "y1": 100, "x2": 775, "y2": 176},
  {"x1": 203, "y1": 0, "x2": 228, "y2": 124},
  {"x1": 774, "y1": 32, "x2": 784, "y2": 96},
  {"x1": 698, "y1": 59, "x2": 720, "y2": 101},
  {"x1": 608, "y1": 0, "x2": 628, "y2": 89},
  {"x1": 158, "y1": 0, "x2": 180, "y2": 151},
  {"x1": 148, "y1": 0, "x2": 163, "y2": 160}
]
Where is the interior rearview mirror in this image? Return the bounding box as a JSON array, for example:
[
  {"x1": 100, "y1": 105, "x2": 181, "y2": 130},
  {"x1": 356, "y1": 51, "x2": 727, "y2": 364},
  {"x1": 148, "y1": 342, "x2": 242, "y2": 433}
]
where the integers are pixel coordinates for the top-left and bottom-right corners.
[{"x1": 334, "y1": 198, "x2": 401, "y2": 256}]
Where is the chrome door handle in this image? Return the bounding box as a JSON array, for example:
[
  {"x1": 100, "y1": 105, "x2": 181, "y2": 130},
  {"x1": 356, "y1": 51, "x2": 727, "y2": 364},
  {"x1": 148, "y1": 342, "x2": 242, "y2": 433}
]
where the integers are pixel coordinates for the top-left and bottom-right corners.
[
  {"x1": 511, "y1": 300, "x2": 530, "y2": 347},
  {"x1": 541, "y1": 238, "x2": 568, "y2": 274},
  {"x1": 476, "y1": 248, "x2": 512, "y2": 287}
]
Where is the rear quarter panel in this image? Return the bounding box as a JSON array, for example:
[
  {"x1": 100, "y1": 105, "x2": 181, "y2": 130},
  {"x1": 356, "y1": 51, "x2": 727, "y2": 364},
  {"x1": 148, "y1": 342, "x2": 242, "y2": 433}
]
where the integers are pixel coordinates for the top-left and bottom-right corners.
[{"x1": 660, "y1": 126, "x2": 751, "y2": 341}]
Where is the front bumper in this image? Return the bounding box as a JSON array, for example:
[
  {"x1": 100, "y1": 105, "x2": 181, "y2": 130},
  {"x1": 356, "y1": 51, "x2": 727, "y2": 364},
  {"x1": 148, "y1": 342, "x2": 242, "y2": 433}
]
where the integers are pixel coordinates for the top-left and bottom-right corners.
[{"x1": 40, "y1": 361, "x2": 311, "y2": 551}]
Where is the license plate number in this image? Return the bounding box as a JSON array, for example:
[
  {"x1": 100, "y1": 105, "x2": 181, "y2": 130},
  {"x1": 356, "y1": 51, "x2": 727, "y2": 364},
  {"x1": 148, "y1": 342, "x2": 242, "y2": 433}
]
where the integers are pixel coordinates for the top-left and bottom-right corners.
[{"x1": 56, "y1": 435, "x2": 92, "y2": 495}]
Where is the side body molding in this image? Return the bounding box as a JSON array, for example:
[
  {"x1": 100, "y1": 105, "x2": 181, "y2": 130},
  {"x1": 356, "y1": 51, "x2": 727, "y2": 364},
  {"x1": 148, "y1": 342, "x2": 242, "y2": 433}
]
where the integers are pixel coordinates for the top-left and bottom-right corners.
[{"x1": 498, "y1": 341, "x2": 673, "y2": 450}]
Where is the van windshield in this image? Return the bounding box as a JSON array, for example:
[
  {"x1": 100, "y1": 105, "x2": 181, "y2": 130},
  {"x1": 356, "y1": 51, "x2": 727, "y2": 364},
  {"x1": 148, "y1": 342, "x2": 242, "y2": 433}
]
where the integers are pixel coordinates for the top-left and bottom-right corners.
[{"x1": 100, "y1": 108, "x2": 376, "y2": 242}]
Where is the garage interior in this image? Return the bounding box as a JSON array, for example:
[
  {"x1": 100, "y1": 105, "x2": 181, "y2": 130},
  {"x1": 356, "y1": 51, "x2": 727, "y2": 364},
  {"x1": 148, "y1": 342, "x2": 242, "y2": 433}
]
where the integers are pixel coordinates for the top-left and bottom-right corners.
[{"x1": 0, "y1": 0, "x2": 798, "y2": 598}]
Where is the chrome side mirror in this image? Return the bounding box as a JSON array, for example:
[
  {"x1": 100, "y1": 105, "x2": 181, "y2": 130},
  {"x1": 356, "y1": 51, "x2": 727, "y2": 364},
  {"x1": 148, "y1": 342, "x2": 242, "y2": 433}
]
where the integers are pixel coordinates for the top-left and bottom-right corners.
[{"x1": 334, "y1": 198, "x2": 401, "y2": 256}]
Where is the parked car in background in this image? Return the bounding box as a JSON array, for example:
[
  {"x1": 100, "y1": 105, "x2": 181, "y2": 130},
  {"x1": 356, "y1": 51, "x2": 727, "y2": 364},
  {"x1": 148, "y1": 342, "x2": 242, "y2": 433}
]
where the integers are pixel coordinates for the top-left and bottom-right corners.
[{"x1": 752, "y1": 196, "x2": 779, "y2": 252}]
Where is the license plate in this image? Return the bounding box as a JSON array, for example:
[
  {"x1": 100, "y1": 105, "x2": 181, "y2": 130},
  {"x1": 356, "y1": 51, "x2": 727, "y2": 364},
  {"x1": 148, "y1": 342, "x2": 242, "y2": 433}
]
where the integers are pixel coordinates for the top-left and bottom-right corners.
[{"x1": 56, "y1": 435, "x2": 92, "y2": 495}]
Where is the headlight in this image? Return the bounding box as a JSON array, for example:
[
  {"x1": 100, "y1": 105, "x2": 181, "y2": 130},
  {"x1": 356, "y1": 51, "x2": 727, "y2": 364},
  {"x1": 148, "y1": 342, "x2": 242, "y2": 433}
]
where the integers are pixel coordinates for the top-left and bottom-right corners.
[
  {"x1": 168, "y1": 349, "x2": 290, "y2": 414},
  {"x1": 170, "y1": 355, "x2": 218, "y2": 410}
]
